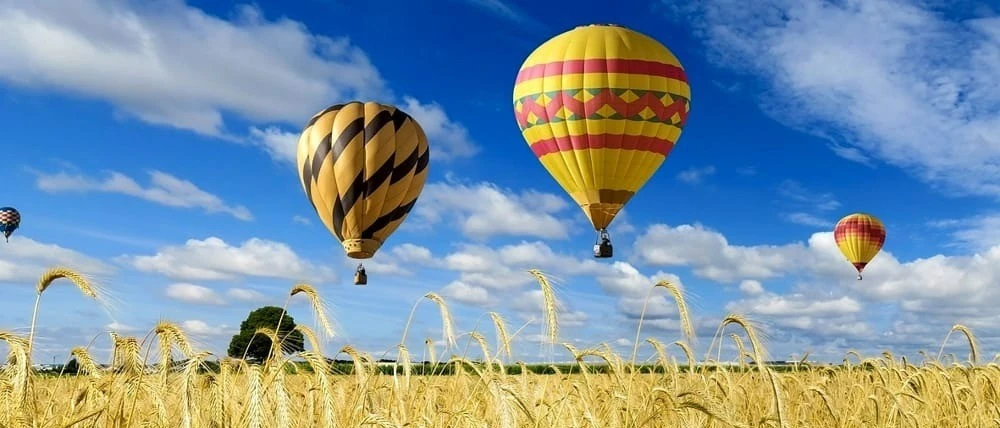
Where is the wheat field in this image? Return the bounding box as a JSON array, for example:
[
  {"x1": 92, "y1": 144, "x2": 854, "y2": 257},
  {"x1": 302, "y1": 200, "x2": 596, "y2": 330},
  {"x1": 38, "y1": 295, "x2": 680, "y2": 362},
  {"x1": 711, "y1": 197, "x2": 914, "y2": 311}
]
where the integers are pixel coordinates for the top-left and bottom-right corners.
[{"x1": 1, "y1": 267, "x2": 997, "y2": 428}]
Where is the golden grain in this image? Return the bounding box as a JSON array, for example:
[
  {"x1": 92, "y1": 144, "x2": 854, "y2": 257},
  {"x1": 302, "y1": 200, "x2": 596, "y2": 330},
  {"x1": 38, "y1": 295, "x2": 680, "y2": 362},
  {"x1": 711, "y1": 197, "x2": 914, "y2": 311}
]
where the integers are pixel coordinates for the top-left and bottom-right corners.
[{"x1": 4, "y1": 268, "x2": 1000, "y2": 427}]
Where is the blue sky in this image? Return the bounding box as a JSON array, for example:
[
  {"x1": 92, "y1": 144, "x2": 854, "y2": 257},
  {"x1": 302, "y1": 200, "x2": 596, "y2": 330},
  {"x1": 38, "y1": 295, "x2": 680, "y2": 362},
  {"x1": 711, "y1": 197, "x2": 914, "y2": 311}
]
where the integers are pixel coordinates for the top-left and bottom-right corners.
[{"x1": 1, "y1": 0, "x2": 999, "y2": 365}]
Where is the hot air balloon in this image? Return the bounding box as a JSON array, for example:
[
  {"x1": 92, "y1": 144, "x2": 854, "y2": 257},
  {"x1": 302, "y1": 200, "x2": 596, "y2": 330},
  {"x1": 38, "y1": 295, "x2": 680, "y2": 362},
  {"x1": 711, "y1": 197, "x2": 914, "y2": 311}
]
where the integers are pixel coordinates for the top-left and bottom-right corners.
[
  {"x1": 513, "y1": 24, "x2": 691, "y2": 258},
  {"x1": 833, "y1": 213, "x2": 886, "y2": 280},
  {"x1": 0, "y1": 207, "x2": 20, "y2": 242},
  {"x1": 297, "y1": 101, "x2": 430, "y2": 285}
]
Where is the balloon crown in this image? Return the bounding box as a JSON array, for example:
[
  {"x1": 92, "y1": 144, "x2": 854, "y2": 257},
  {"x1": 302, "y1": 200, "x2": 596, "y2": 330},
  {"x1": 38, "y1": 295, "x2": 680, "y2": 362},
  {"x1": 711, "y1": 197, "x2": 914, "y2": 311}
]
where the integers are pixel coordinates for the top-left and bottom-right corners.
[{"x1": 578, "y1": 23, "x2": 626, "y2": 28}]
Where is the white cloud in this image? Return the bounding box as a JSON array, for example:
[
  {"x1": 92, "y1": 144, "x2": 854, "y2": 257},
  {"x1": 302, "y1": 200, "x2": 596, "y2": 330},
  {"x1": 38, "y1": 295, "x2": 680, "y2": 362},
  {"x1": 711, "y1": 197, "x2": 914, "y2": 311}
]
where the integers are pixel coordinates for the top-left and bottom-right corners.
[
  {"x1": 438, "y1": 241, "x2": 607, "y2": 291},
  {"x1": 0, "y1": 0, "x2": 479, "y2": 162},
  {"x1": 0, "y1": 236, "x2": 113, "y2": 282},
  {"x1": 512, "y1": 289, "x2": 588, "y2": 327},
  {"x1": 36, "y1": 170, "x2": 251, "y2": 220},
  {"x1": 673, "y1": 0, "x2": 1000, "y2": 197},
  {"x1": 180, "y1": 320, "x2": 231, "y2": 337},
  {"x1": 594, "y1": 261, "x2": 681, "y2": 299},
  {"x1": 292, "y1": 215, "x2": 311, "y2": 225},
  {"x1": 0, "y1": 0, "x2": 386, "y2": 136},
  {"x1": 106, "y1": 321, "x2": 140, "y2": 333},
  {"x1": 632, "y1": 221, "x2": 1000, "y2": 339},
  {"x1": 931, "y1": 214, "x2": 1000, "y2": 251},
  {"x1": 341, "y1": 243, "x2": 437, "y2": 277},
  {"x1": 164, "y1": 283, "x2": 225, "y2": 305},
  {"x1": 738, "y1": 280, "x2": 764, "y2": 296},
  {"x1": 226, "y1": 288, "x2": 268, "y2": 303},
  {"x1": 392, "y1": 244, "x2": 435, "y2": 265},
  {"x1": 121, "y1": 237, "x2": 335, "y2": 282},
  {"x1": 726, "y1": 292, "x2": 872, "y2": 339},
  {"x1": 414, "y1": 181, "x2": 572, "y2": 240},
  {"x1": 441, "y1": 281, "x2": 491, "y2": 306},
  {"x1": 782, "y1": 212, "x2": 832, "y2": 228},
  {"x1": 727, "y1": 294, "x2": 862, "y2": 318},
  {"x1": 248, "y1": 127, "x2": 300, "y2": 164},
  {"x1": 634, "y1": 224, "x2": 805, "y2": 283},
  {"x1": 676, "y1": 166, "x2": 716, "y2": 184},
  {"x1": 400, "y1": 97, "x2": 480, "y2": 160}
]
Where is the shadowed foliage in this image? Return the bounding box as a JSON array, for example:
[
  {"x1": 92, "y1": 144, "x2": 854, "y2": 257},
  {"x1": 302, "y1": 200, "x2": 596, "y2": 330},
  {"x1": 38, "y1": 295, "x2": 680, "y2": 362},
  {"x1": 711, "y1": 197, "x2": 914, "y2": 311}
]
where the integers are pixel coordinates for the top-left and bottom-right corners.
[{"x1": 227, "y1": 306, "x2": 305, "y2": 363}]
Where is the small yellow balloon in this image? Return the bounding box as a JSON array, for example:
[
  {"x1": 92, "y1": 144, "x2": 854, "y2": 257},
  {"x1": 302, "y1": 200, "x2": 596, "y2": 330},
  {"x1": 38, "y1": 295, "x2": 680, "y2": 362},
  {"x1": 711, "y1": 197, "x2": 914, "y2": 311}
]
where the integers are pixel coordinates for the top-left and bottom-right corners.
[{"x1": 833, "y1": 213, "x2": 886, "y2": 280}]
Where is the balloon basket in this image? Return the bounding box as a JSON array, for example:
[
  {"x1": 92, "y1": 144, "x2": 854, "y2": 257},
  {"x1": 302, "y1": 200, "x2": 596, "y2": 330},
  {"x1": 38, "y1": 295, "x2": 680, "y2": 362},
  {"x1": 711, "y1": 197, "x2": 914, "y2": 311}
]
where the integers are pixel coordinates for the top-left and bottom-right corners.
[{"x1": 354, "y1": 264, "x2": 368, "y2": 286}]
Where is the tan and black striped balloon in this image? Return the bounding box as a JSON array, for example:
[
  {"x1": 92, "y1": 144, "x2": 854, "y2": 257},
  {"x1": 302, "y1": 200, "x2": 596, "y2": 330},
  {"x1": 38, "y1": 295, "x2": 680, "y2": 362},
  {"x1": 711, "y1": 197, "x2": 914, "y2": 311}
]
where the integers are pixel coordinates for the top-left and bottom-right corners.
[{"x1": 297, "y1": 101, "x2": 430, "y2": 259}]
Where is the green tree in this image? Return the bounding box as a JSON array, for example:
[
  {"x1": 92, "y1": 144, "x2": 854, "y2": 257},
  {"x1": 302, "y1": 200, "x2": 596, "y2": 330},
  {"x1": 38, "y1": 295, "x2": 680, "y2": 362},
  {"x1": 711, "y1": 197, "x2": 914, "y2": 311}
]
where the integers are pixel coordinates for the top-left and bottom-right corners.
[
  {"x1": 63, "y1": 358, "x2": 79, "y2": 375},
  {"x1": 227, "y1": 306, "x2": 305, "y2": 363}
]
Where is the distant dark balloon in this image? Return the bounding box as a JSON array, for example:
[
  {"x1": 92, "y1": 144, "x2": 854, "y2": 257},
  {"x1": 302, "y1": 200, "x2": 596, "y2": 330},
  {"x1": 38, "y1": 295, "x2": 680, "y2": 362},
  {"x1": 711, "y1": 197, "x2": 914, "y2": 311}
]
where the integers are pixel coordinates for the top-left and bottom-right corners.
[{"x1": 0, "y1": 207, "x2": 20, "y2": 243}]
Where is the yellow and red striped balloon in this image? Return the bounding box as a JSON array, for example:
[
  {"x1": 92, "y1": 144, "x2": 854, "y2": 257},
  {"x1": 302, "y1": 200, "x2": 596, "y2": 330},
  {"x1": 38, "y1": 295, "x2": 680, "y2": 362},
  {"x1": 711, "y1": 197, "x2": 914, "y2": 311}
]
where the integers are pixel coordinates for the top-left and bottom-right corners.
[
  {"x1": 512, "y1": 24, "x2": 691, "y2": 232},
  {"x1": 833, "y1": 213, "x2": 886, "y2": 280}
]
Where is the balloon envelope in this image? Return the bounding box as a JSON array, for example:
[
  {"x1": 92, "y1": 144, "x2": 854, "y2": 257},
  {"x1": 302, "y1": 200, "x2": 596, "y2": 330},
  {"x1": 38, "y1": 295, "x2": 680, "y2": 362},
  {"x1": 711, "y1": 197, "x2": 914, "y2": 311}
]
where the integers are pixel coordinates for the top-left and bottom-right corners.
[
  {"x1": 296, "y1": 101, "x2": 430, "y2": 259},
  {"x1": 513, "y1": 24, "x2": 691, "y2": 230},
  {"x1": 833, "y1": 213, "x2": 886, "y2": 277},
  {"x1": 0, "y1": 207, "x2": 19, "y2": 242}
]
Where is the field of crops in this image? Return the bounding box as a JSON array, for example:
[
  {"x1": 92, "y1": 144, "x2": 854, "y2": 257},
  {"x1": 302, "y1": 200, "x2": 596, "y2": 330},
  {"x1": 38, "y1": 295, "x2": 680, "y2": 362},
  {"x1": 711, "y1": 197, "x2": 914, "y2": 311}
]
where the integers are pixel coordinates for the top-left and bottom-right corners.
[{"x1": 2, "y1": 267, "x2": 996, "y2": 427}]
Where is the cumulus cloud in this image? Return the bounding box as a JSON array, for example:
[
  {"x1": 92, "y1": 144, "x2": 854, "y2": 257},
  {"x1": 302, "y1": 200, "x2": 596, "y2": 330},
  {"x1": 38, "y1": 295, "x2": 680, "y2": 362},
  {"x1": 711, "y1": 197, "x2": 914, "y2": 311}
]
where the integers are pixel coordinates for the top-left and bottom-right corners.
[
  {"x1": 341, "y1": 243, "x2": 437, "y2": 277},
  {"x1": 121, "y1": 236, "x2": 336, "y2": 282},
  {"x1": 0, "y1": 0, "x2": 478, "y2": 161},
  {"x1": 738, "y1": 280, "x2": 764, "y2": 296},
  {"x1": 930, "y1": 213, "x2": 1000, "y2": 252},
  {"x1": 0, "y1": 236, "x2": 113, "y2": 282},
  {"x1": 437, "y1": 241, "x2": 607, "y2": 291},
  {"x1": 512, "y1": 289, "x2": 588, "y2": 327},
  {"x1": 634, "y1": 224, "x2": 806, "y2": 283},
  {"x1": 181, "y1": 320, "x2": 232, "y2": 337},
  {"x1": 0, "y1": 0, "x2": 386, "y2": 135},
  {"x1": 164, "y1": 283, "x2": 225, "y2": 305},
  {"x1": 632, "y1": 221, "x2": 1000, "y2": 342},
  {"x1": 35, "y1": 170, "x2": 252, "y2": 220},
  {"x1": 399, "y1": 97, "x2": 480, "y2": 160},
  {"x1": 414, "y1": 181, "x2": 572, "y2": 240},
  {"x1": 441, "y1": 281, "x2": 491, "y2": 306},
  {"x1": 671, "y1": 0, "x2": 1000, "y2": 197}
]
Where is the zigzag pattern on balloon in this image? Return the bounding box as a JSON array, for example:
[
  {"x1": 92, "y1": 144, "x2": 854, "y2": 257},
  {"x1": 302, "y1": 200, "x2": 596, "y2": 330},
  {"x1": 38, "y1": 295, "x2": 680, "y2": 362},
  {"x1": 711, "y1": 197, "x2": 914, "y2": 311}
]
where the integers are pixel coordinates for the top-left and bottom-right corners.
[
  {"x1": 297, "y1": 101, "x2": 429, "y2": 259},
  {"x1": 513, "y1": 89, "x2": 690, "y2": 130}
]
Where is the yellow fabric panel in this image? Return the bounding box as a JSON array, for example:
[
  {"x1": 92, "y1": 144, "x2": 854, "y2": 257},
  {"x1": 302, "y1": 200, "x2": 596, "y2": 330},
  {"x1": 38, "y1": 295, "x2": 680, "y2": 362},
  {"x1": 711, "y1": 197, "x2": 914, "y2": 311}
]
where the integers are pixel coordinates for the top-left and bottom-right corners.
[
  {"x1": 331, "y1": 104, "x2": 366, "y2": 238},
  {"x1": 523, "y1": 119, "x2": 675, "y2": 144},
  {"x1": 379, "y1": 118, "x2": 418, "y2": 217},
  {"x1": 538, "y1": 148, "x2": 667, "y2": 194},
  {"x1": 297, "y1": 124, "x2": 335, "y2": 236},
  {"x1": 361, "y1": 106, "x2": 396, "y2": 231},
  {"x1": 519, "y1": 25, "x2": 683, "y2": 67}
]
